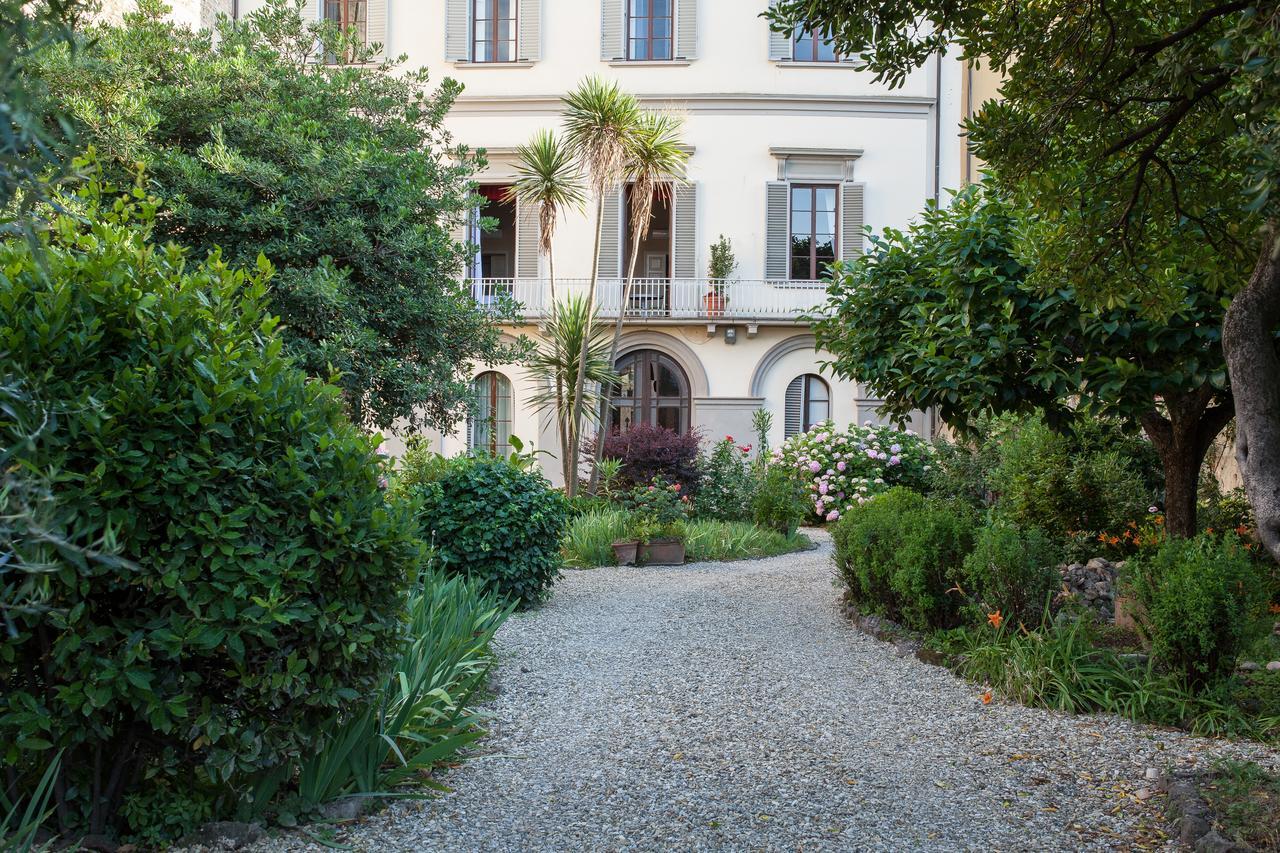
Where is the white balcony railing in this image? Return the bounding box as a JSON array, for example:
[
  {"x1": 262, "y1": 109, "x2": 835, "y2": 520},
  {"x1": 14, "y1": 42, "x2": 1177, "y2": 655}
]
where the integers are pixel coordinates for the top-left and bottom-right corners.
[{"x1": 470, "y1": 277, "x2": 827, "y2": 322}]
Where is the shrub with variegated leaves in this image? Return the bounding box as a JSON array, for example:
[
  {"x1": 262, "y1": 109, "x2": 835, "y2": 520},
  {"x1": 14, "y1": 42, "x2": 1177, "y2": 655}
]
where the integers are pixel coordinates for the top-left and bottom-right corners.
[{"x1": 773, "y1": 421, "x2": 934, "y2": 522}]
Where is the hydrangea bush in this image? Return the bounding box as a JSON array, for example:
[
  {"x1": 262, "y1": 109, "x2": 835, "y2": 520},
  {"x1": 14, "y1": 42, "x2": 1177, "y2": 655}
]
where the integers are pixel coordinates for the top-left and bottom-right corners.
[{"x1": 773, "y1": 421, "x2": 935, "y2": 522}]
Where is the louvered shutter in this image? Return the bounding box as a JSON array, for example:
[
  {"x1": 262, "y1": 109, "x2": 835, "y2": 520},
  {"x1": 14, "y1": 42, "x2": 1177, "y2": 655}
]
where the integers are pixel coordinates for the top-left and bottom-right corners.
[
  {"x1": 516, "y1": 198, "x2": 540, "y2": 278},
  {"x1": 518, "y1": 0, "x2": 541, "y2": 61},
  {"x1": 840, "y1": 182, "x2": 865, "y2": 262},
  {"x1": 601, "y1": 0, "x2": 624, "y2": 60},
  {"x1": 672, "y1": 182, "x2": 697, "y2": 279},
  {"x1": 445, "y1": 0, "x2": 469, "y2": 61},
  {"x1": 784, "y1": 376, "x2": 804, "y2": 438},
  {"x1": 311, "y1": 0, "x2": 322, "y2": 21},
  {"x1": 365, "y1": 0, "x2": 386, "y2": 58},
  {"x1": 765, "y1": 181, "x2": 790, "y2": 280},
  {"x1": 676, "y1": 0, "x2": 697, "y2": 59},
  {"x1": 767, "y1": 0, "x2": 790, "y2": 60},
  {"x1": 597, "y1": 189, "x2": 623, "y2": 277}
]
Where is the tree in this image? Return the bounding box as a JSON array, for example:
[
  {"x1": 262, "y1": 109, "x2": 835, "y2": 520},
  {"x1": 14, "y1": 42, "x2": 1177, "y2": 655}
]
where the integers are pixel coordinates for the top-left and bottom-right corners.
[
  {"x1": 560, "y1": 77, "x2": 640, "y2": 495},
  {"x1": 590, "y1": 111, "x2": 689, "y2": 488},
  {"x1": 506, "y1": 130, "x2": 585, "y2": 476},
  {"x1": 523, "y1": 295, "x2": 617, "y2": 487},
  {"x1": 813, "y1": 183, "x2": 1233, "y2": 537},
  {"x1": 769, "y1": 0, "x2": 1280, "y2": 561},
  {"x1": 37, "y1": 0, "x2": 510, "y2": 431}
]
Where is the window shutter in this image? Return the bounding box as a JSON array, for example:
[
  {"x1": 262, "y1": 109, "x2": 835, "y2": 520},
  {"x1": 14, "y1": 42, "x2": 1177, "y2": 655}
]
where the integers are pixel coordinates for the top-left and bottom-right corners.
[
  {"x1": 672, "y1": 181, "x2": 697, "y2": 279},
  {"x1": 597, "y1": 189, "x2": 623, "y2": 278},
  {"x1": 784, "y1": 376, "x2": 804, "y2": 438},
  {"x1": 518, "y1": 0, "x2": 541, "y2": 61},
  {"x1": 365, "y1": 0, "x2": 386, "y2": 58},
  {"x1": 767, "y1": 0, "x2": 790, "y2": 60},
  {"x1": 516, "y1": 198, "x2": 540, "y2": 278},
  {"x1": 840, "y1": 182, "x2": 865, "y2": 262},
  {"x1": 600, "y1": 0, "x2": 624, "y2": 60},
  {"x1": 765, "y1": 181, "x2": 790, "y2": 280},
  {"x1": 676, "y1": 0, "x2": 697, "y2": 59},
  {"x1": 445, "y1": 0, "x2": 469, "y2": 61}
]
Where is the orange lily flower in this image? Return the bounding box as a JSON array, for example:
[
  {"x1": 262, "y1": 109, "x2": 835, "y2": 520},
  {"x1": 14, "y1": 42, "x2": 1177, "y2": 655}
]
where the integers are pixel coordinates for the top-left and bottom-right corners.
[{"x1": 987, "y1": 610, "x2": 1004, "y2": 629}]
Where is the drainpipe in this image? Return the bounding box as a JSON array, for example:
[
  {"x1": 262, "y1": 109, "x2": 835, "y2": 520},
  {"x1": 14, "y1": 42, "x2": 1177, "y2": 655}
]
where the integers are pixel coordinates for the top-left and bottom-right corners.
[{"x1": 933, "y1": 50, "x2": 943, "y2": 207}]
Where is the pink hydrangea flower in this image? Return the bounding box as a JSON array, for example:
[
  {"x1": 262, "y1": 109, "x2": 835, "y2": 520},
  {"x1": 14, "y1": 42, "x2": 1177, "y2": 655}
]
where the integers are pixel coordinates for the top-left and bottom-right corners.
[
  {"x1": 826, "y1": 510, "x2": 840, "y2": 521},
  {"x1": 837, "y1": 461, "x2": 846, "y2": 471},
  {"x1": 889, "y1": 455, "x2": 901, "y2": 466},
  {"x1": 809, "y1": 460, "x2": 821, "y2": 472}
]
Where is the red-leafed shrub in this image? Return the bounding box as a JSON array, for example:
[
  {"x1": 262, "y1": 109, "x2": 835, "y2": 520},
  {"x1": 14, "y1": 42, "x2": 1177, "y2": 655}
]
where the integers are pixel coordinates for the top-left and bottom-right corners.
[{"x1": 592, "y1": 424, "x2": 703, "y2": 495}]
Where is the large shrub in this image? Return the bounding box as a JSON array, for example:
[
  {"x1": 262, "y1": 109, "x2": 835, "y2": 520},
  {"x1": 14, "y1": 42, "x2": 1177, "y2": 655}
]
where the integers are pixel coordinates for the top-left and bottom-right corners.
[
  {"x1": 960, "y1": 519, "x2": 1059, "y2": 627},
  {"x1": 0, "y1": 188, "x2": 421, "y2": 839},
  {"x1": 774, "y1": 421, "x2": 933, "y2": 523},
  {"x1": 415, "y1": 456, "x2": 568, "y2": 608},
  {"x1": 38, "y1": 0, "x2": 510, "y2": 431},
  {"x1": 831, "y1": 488, "x2": 975, "y2": 630},
  {"x1": 595, "y1": 423, "x2": 702, "y2": 495},
  {"x1": 695, "y1": 436, "x2": 753, "y2": 522},
  {"x1": 989, "y1": 417, "x2": 1155, "y2": 545},
  {"x1": 752, "y1": 464, "x2": 808, "y2": 537},
  {"x1": 1124, "y1": 535, "x2": 1269, "y2": 688}
]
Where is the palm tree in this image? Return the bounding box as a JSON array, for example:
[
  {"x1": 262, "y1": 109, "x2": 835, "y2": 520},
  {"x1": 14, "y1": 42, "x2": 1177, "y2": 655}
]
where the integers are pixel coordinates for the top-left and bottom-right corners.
[
  {"x1": 505, "y1": 130, "x2": 586, "y2": 468},
  {"x1": 588, "y1": 111, "x2": 689, "y2": 489},
  {"x1": 504, "y1": 129, "x2": 585, "y2": 315},
  {"x1": 560, "y1": 76, "x2": 641, "y2": 495},
  {"x1": 523, "y1": 294, "x2": 619, "y2": 487}
]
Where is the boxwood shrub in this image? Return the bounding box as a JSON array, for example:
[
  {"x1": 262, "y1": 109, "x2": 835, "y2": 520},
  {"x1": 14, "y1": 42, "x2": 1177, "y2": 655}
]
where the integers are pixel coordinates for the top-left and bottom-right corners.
[
  {"x1": 831, "y1": 487, "x2": 975, "y2": 630},
  {"x1": 414, "y1": 456, "x2": 568, "y2": 609},
  {"x1": 0, "y1": 190, "x2": 422, "y2": 839}
]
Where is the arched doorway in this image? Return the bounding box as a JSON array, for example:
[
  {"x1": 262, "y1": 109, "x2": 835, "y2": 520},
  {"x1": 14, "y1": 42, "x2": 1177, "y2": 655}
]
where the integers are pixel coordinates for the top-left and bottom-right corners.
[{"x1": 610, "y1": 349, "x2": 691, "y2": 434}]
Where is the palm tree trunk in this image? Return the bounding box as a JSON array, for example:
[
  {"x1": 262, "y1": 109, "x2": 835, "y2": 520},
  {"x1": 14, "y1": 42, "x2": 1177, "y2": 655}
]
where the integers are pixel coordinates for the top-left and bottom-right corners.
[
  {"x1": 549, "y1": 250, "x2": 572, "y2": 487},
  {"x1": 588, "y1": 225, "x2": 645, "y2": 492},
  {"x1": 566, "y1": 193, "x2": 606, "y2": 496}
]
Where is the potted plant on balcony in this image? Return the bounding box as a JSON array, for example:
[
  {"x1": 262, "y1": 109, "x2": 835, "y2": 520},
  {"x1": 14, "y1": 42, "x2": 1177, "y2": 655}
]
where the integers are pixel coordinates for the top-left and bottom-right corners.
[
  {"x1": 624, "y1": 477, "x2": 689, "y2": 565},
  {"x1": 704, "y1": 234, "x2": 736, "y2": 317}
]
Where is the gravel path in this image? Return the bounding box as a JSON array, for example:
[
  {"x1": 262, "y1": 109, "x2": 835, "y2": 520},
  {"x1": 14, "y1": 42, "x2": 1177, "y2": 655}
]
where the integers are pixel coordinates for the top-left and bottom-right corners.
[{"x1": 259, "y1": 532, "x2": 1279, "y2": 852}]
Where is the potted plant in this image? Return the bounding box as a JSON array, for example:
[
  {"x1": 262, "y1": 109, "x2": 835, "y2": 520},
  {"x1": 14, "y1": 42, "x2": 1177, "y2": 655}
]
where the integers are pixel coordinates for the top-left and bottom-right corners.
[
  {"x1": 623, "y1": 477, "x2": 690, "y2": 565},
  {"x1": 705, "y1": 234, "x2": 735, "y2": 317},
  {"x1": 611, "y1": 514, "x2": 649, "y2": 566}
]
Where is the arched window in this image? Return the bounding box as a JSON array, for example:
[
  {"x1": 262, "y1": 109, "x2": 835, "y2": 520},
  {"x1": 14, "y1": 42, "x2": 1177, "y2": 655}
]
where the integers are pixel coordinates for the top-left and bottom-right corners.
[
  {"x1": 610, "y1": 349, "x2": 690, "y2": 434},
  {"x1": 470, "y1": 372, "x2": 512, "y2": 455},
  {"x1": 784, "y1": 374, "x2": 830, "y2": 438}
]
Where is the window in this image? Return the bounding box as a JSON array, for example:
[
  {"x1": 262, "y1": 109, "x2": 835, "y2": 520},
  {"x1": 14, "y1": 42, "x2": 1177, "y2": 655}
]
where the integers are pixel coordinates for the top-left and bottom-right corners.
[
  {"x1": 628, "y1": 0, "x2": 672, "y2": 60},
  {"x1": 792, "y1": 27, "x2": 836, "y2": 62},
  {"x1": 790, "y1": 184, "x2": 837, "y2": 280},
  {"x1": 784, "y1": 374, "x2": 830, "y2": 438},
  {"x1": 470, "y1": 372, "x2": 513, "y2": 455},
  {"x1": 473, "y1": 0, "x2": 516, "y2": 62},
  {"x1": 610, "y1": 349, "x2": 690, "y2": 434},
  {"x1": 323, "y1": 0, "x2": 367, "y2": 53}
]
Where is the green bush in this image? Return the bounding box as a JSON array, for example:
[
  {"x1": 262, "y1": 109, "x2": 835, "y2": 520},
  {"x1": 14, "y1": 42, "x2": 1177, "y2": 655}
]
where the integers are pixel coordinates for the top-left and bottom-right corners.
[
  {"x1": 0, "y1": 186, "x2": 422, "y2": 839},
  {"x1": 752, "y1": 464, "x2": 808, "y2": 536},
  {"x1": 961, "y1": 519, "x2": 1059, "y2": 627},
  {"x1": 414, "y1": 456, "x2": 568, "y2": 608},
  {"x1": 695, "y1": 436, "x2": 753, "y2": 522},
  {"x1": 1125, "y1": 534, "x2": 1269, "y2": 688},
  {"x1": 990, "y1": 417, "x2": 1154, "y2": 543},
  {"x1": 831, "y1": 488, "x2": 975, "y2": 630}
]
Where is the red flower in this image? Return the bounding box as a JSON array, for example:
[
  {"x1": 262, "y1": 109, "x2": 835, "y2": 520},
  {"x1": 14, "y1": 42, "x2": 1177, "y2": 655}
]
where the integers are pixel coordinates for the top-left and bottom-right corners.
[
  {"x1": 672, "y1": 483, "x2": 682, "y2": 492},
  {"x1": 739, "y1": 444, "x2": 751, "y2": 454},
  {"x1": 725, "y1": 435, "x2": 734, "y2": 443}
]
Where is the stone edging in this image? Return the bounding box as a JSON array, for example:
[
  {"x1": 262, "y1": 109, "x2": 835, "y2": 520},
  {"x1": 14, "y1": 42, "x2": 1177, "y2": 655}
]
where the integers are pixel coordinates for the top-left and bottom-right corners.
[{"x1": 1153, "y1": 770, "x2": 1255, "y2": 852}]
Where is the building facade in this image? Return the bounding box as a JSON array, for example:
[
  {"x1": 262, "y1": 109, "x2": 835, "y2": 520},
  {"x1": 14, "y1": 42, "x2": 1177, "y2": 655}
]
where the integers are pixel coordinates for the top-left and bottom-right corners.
[{"x1": 235, "y1": 0, "x2": 969, "y2": 483}]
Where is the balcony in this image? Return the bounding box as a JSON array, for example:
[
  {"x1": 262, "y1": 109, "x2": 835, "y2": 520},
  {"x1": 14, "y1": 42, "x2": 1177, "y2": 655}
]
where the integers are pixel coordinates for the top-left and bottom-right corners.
[{"x1": 469, "y1": 278, "x2": 827, "y2": 324}]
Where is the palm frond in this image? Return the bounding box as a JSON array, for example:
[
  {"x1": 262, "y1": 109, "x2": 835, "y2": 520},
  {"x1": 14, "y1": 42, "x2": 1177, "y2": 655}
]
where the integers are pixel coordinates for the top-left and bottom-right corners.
[
  {"x1": 505, "y1": 129, "x2": 585, "y2": 256},
  {"x1": 623, "y1": 110, "x2": 689, "y2": 242},
  {"x1": 523, "y1": 294, "x2": 618, "y2": 423},
  {"x1": 561, "y1": 76, "x2": 642, "y2": 194}
]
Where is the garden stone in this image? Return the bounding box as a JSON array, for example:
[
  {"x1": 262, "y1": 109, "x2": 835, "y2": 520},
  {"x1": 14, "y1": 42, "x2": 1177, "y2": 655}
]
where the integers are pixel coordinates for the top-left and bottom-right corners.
[
  {"x1": 1238, "y1": 661, "x2": 1261, "y2": 672},
  {"x1": 320, "y1": 797, "x2": 369, "y2": 822},
  {"x1": 1268, "y1": 661, "x2": 1280, "y2": 671},
  {"x1": 181, "y1": 822, "x2": 265, "y2": 851},
  {"x1": 1194, "y1": 830, "x2": 1248, "y2": 853}
]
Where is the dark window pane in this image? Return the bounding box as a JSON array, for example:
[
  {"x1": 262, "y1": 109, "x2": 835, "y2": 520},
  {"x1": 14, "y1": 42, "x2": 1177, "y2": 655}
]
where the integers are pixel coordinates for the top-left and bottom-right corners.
[
  {"x1": 791, "y1": 254, "x2": 812, "y2": 280},
  {"x1": 652, "y1": 0, "x2": 669, "y2": 15},
  {"x1": 652, "y1": 17, "x2": 670, "y2": 38},
  {"x1": 632, "y1": 0, "x2": 648, "y2": 15},
  {"x1": 656, "y1": 364, "x2": 682, "y2": 397},
  {"x1": 656, "y1": 406, "x2": 680, "y2": 432},
  {"x1": 630, "y1": 17, "x2": 648, "y2": 38},
  {"x1": 791, "y1": 186, "x2": 811, "y2": 213},
  {"x1": 816, "y1": 37, "x2": 836, "y2": 61},
  {"x1": 652, "y1": 38, "x2": 670, "y2": 59}
]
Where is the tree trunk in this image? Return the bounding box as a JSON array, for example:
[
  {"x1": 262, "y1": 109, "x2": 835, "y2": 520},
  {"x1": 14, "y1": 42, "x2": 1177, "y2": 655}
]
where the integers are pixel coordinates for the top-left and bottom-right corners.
[
  {"x1": 549, "y1": 251, "x2": 571, "y2": 488},
  {"x1": 1140, "y1": 388, "x2": 1234, "y2": 539},
  {"x1": 588, "y1": 225, "x2": 645, "y2": 492},
  {"x1": 1223, "y1": 228, "x2": 1280, "y2": 564},
  {"x1": 565, "y1": 194, "x2": 606, "y2": 497}
]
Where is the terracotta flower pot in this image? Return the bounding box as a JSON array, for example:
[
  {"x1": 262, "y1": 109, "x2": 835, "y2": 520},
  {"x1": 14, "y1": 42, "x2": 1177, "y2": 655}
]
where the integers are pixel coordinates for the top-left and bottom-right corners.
[
  {"x1": 640, "y1": 538, "x2": 685, "y2": 566},
  {"x1": 703, "y1": 292, "x2": 726, "y2": 317},
  {"x1": 611, "y1": 540, "x2": 640, "y2": 566}
]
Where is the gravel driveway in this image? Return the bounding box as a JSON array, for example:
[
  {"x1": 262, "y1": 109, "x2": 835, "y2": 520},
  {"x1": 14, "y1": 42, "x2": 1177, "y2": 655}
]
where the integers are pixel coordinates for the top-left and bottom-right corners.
[{"x1": 259, "y1": 532, "x2": 1279, "y2": 852}]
